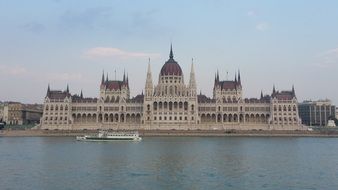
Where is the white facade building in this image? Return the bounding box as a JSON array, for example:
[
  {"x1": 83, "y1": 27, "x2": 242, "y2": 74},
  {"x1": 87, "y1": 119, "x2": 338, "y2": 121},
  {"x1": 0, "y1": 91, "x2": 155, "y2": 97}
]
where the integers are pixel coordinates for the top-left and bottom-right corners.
[{"x1": 40, "y1": 45, "x2": 302, "y2": 130}]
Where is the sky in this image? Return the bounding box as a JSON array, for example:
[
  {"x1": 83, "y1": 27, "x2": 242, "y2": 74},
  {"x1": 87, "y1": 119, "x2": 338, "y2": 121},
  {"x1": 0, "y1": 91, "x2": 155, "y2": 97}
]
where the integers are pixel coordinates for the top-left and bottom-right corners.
[{"x1": 0, "y1": 0, "x2": 338, "y2": 104}]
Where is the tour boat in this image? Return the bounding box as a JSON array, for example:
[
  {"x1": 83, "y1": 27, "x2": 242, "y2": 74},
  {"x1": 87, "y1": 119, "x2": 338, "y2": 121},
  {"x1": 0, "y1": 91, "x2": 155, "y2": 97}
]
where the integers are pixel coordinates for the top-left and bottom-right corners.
[{"x1": 76, "y1": 130, "x2": 142, "y2": 141}]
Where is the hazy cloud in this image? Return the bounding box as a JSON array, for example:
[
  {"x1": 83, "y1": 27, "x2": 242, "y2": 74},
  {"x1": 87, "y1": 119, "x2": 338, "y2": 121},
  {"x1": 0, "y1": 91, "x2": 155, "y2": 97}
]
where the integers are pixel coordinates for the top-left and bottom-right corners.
[
  {"x1": 46, "y1": 72, "x2": 84, "y2": 81},
  {"x1": 0, "y1": 64, "x2": 28, "y2": 76},
  {"x1": 0, "y1": 64, "x2": 85, "y2": 82},
  {"x1": 247, "y1": 10, "x2": 257, "y2": 17},
  {"x1": 84, "y1": 47, "x2": 160, "y2": 59},
  {"x1": 22, "y1": 22, "x2": 45, "y2": 33},
  {"x1": 256, "y1": 22, "x2": 269, "y2": 31},
  {"x1": 316, "y1": 48, "x2": 338, "y2": 68},
  {"x1": 60, "y1": 7, "x2": 113, "y2": 30}
]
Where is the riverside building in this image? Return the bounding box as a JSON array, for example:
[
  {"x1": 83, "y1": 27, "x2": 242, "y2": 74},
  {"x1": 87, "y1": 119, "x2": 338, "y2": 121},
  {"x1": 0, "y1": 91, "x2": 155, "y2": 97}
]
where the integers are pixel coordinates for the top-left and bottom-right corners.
[
  {"x1": 298, "y1": 100, "x2": 336, "y2": 127},
  {"x1": 2, "y1": 102, "x2": 43, "y2": 125},
  {"x1": 40, "y1": 46, "x2": 302, "y2": 130}
]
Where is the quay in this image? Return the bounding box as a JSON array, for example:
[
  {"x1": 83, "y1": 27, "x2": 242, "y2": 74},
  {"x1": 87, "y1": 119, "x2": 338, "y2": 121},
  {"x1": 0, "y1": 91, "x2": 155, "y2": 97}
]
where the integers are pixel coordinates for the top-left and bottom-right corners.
[{"x1": 1, "y1": 129, "x2": 338, "y2": 137}]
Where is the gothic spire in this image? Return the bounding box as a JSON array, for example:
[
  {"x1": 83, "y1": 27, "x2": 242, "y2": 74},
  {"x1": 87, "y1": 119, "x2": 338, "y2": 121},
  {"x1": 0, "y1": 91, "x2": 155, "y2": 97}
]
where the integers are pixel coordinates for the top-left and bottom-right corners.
[
  {"x1": 235, "y1": 73, "x2": 237, "y2": 83},
  {"x1": 123, "y1": 69, "x2": 126, "y2": 82},
  {"x1": 216, "y1": 70, "x2": 219, "y2": 82},
  {"x1": 238, "y1": 70, "x2": 241, "y2": 85},
  {"x1": 106, "y1": 72, "x2": 108, "y2": 82},
  {"x1": 126, "y1": 73, "x2": 129, "y2": 88},
  {"x1": 260, "y1": 90, "x2": 263, "y2": 99},
  {"x1": 101, "y1": 70, "x2": 105, "y2": 84},
  {"x1": 66, "y1": 84, "x2": 69, "y2": 93},
  {"x1": 292, "y1": 85, "x2": 295, "y2": 96},
  {"x1": 80, "y1": 89, "x2": 83, "y2": 98},
  {"x1": 169, "y1": 43, "x2": 174, "y2": 59},
  {"x1": 273, "y1": 84, "x2": 276, "y2": 94},
  {"x1": 47, "y1": 84, "x2": 50, "y2": 96},
  {"x1": 145, "y1": 58, "x2": 153, "y2": 97},
  {"x1": 189, "y1": 58, "x2": 196, "y2": 93}
]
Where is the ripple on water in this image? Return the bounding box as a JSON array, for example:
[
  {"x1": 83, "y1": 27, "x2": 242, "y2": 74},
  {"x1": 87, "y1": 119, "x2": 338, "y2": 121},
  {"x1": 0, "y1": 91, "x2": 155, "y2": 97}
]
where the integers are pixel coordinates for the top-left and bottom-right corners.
[{"x1": 1, "y1": 137, "x2": 338, "y2": 190}]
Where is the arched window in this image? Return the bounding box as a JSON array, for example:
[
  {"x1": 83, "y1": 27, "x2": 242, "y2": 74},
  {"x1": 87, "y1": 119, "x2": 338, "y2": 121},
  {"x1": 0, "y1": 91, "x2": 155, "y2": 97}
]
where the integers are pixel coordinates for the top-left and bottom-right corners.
[
  {"x1": 184, "y1": 102, "x2": 188, "y2": 111},
  {"x1": 153, "y1": 102, "x2": 157, "y2": 111}
]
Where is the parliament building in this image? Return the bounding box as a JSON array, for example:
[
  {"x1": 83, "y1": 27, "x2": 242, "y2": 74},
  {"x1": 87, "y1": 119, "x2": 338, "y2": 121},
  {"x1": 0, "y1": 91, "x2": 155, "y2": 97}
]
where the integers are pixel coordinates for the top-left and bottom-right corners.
[{"x1": 40, "y1": 45, "x2": 303, "y2": 130}]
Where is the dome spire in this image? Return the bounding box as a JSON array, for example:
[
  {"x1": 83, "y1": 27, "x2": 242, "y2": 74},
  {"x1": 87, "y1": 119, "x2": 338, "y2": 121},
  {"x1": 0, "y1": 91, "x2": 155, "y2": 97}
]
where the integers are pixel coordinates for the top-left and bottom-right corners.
[{"x1": 169, "y1": 43, "x2": 174, "y2": 59}]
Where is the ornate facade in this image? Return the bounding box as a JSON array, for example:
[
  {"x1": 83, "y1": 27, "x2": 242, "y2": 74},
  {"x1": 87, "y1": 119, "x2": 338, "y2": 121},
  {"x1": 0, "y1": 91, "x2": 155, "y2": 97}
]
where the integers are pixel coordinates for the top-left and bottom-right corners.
[{"x1": 40, "y1": 45, "x2": 303, "y2": 130}]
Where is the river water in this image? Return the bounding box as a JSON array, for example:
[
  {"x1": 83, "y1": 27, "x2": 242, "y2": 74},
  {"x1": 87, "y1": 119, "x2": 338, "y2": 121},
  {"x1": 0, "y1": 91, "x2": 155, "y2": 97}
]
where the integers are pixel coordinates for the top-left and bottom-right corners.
[{"x1": 1, "y1": 137, "x2": 338, "y2": 190}]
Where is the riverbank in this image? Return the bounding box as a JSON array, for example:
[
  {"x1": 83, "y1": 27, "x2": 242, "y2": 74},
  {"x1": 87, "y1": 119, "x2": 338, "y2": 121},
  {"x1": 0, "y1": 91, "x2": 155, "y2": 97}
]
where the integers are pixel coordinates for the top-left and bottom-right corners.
[{"x1": 1, "y1": 129, "x2": 338, "y2": 137}]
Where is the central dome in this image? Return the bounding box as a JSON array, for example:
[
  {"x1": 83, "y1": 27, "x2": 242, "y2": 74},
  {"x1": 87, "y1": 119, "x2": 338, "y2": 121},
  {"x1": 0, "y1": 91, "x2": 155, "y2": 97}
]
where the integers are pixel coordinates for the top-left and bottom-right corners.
[{"x1": 160, "y1": 45, "x2": 183, "y2": 76}]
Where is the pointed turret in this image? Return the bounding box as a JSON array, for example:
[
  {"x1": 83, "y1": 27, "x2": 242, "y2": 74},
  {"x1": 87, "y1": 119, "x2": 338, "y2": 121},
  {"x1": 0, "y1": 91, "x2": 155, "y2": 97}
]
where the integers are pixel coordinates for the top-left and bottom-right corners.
[
  {"x1": 66, "y1": 84, "x2": 69, "y2": 93},
  {"x1": 273, "y1": 85, "x2": 276, "y2": 94},
  {"x1": 260, "y1": 90, "x2": 263, "y2": 99},
  {"x1": 145, "y1": 58, "x2": 153, "y2": 97},
  {"x1": 238, "y1": 70, "x2": 241, "y2": 85},
  {"x1": 216, "y1": 70, "x2": 219, "y2": 82},
  {"x1": 292, "y1": 85, "x2": 295, "y2": 96},
  {"x1": 80, "y1": 90, "x2": 83, "y2": 98},
  {"x1": 214, "y1": 72, "x2": 218, "y2": 88},
  {"x1": 101, "y1": 70, "x2": 105, "y2": 84},
  {"x1": 235, "y1": 73, "x2": 237, "y2": 83},
  {"x1": 189, "y1": 58, "x2": 197, "y2": 96},
  {"x1": 106, "y1": 72, "x2": 108, "y2": 82},
  {"x1": 46, "y1": 84, "x2": 50, "y2": 97},
  {"x1": 123, "y1": 69, "x2": 126, "y2": 82},
  {"x1": 126, "y1": 73, "x2": 129, "y2": 88}
]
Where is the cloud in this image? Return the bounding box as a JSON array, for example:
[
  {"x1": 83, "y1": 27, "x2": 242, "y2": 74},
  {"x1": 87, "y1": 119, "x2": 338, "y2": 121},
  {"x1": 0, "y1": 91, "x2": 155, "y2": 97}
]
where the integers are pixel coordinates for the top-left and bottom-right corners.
[
  {"x1": 46, "y1": 73, "x2": 84, "y2": 81},
  {"x1": 22, "y1": 22, "x2": 45, "y2": 33},
  {"x1": 0, "y1": 64, "x2": 85, "y2": 82},
  {"x1": 316, "y1": 48, "x2": 338, "y2": 68},
  {"x1": 256, "y1": 22, "x2": 269, "y2": 31},
  {"x1": 60, "y1": 7, "x2": 113, "y2": 30},
  {"x1": 0, "y1": 64, "x2": 28, "y2": 76},
  {"x1": 84, "y1": 47, "x2": 160, "y2": 59},
  {"x1": 247, "y1": 10, "x2": 257, "y2": 17}
]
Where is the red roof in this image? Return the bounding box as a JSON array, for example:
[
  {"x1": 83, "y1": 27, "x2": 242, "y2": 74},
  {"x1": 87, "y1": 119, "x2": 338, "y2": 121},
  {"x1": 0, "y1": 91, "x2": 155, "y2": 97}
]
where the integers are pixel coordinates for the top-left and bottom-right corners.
[
  {"x1": 160, "y1": 60, "x2": 182, "y2": 76},
  {"x1": 104, "y1": 81, "x2": 128, "y2": 90},
  {"x1": 47, "y1": 91, "x2": 70, "y2": 99},
  {"x1": 198, "y1": 94, "x2": 215, "y2": 103},
  {"x1": 272, "y1": 91, "x2": 295, "y2": 100},
  {"x1": 216, "y1": 81, "x2": 239, "y2": 90}
]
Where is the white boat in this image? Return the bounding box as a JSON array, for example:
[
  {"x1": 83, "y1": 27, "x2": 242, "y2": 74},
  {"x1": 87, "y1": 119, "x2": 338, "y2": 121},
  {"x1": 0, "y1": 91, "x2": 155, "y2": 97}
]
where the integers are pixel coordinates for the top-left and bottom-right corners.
[{"x1": 76, "y1": 131, "x2": 142, "y2": 141}]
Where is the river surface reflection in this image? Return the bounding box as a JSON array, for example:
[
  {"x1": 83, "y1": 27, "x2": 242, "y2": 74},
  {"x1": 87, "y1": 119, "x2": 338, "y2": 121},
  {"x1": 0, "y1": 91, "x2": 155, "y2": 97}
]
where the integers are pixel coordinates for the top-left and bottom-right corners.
[{"x1": 1, "y1": 137, "x2": 338, "y2": 190}]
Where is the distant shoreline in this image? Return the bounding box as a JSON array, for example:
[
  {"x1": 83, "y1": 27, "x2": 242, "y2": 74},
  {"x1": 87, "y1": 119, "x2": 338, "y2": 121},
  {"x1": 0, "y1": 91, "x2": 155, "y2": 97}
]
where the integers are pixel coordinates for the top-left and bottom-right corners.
[{"x1": 1, "y1": 129, "x2": 338, "y2": 137}]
